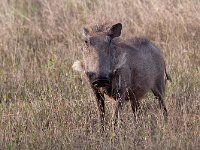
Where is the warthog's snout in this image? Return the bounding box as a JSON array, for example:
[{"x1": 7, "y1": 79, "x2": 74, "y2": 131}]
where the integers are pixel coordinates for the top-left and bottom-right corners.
[
  {"x1": 87, "y1": 72, "x2": 111, "y2": 87},
  {"x1": 92, "y1": 78, "x2": 111, "y2": 87}
]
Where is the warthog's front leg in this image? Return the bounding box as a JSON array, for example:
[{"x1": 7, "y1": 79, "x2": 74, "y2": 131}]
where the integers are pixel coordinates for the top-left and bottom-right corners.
[
  {"x1": 112, "y1": 91, "x2": 126, "y2": 128},
  {"x1": 130, "y1": 98, "x2": 140, "y2": 121},
  {"x1": 93, "y1": 89, "x2": 105, "y2": 130},
  {"x1": 112, "y1": 70, "x2": 129, "y2": 128},
  {"x1": 113, "y1": 100, "x2": 123, "y2": 127}
]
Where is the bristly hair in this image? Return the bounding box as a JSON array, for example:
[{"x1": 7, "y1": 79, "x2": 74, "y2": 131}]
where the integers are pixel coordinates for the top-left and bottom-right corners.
[{"x1": 87, "y1": 21, "x2": 113, "y2": 35}]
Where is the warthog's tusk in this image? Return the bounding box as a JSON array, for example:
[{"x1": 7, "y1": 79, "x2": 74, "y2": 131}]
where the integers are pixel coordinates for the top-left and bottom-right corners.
[{"x1": 72, "y1": 60, "x2": 85, "y2": 72}]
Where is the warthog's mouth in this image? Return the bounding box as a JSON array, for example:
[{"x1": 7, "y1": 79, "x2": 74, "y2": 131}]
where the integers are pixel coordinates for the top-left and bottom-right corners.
[{"x1": 92, "y1": 78, "x2": 111, "y2": 87}]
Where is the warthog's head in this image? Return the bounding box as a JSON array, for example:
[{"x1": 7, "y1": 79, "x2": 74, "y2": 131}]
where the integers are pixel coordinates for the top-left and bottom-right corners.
[{"x1": 73, "y1": 23, "x2": 122, "y2": 87}]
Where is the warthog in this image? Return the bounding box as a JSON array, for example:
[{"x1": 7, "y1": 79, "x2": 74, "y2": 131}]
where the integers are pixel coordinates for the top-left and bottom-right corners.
[{"x1": 72, "y1": 23, "x2": 171, "y2": 127}]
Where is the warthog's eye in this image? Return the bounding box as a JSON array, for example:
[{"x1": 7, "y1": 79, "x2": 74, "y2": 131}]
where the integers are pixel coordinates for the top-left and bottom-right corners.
[{"x1": 84, "y1": 40, "x2": 90, "y2": 46}]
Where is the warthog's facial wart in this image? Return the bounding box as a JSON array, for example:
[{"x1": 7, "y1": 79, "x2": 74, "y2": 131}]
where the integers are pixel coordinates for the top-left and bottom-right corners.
[{"x1": 114, "y1": 53, "x2": 127, "y2": 72}]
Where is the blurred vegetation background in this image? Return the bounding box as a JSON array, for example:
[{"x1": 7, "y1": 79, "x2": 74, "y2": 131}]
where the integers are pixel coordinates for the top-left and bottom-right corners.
[{"x1": 0, "y1": 0, "x2": 200, "y2": 149}]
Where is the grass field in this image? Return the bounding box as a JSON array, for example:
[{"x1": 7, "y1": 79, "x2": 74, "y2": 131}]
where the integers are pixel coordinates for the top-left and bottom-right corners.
[{"x1": 0, "y1": 0, "x2": 200, "y2": 149}]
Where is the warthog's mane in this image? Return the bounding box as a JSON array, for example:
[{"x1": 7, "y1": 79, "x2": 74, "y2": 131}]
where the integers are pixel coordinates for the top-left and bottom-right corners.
[
  {"x1": 129, "y1": 38, "x2": 150, "y2": 47},
  {"x1": 86, "y1": 22, "x2": 113, "y2": 35},
  {"x1": 86, "y1": 22, "x2": 151, "y2": 49}
]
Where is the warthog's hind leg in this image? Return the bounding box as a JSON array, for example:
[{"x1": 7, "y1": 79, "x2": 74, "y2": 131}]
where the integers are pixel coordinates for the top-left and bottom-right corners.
[{"x1": 152, "y1": 88, "x2": 168, "y2": 121}]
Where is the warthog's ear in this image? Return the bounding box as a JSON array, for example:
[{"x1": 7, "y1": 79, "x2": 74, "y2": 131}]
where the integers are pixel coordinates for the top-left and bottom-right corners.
[
  {"x1": 82, "y1": 28, "x2": 91, "y2": 44},
  {"x1": 107, "y1": 23, "x2": 122, "y2": 39},
  {"x1": 72, "y1": 60, "x2": 85, "y2": 72},
  {"x1": 82, "y1": 28, "x2": 89, "y2": 38}
]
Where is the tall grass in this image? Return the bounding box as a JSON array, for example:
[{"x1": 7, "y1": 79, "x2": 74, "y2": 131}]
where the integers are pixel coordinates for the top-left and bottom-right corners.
[{"x1": 0, "y1": 0, "x2": 200, "y2": 149}]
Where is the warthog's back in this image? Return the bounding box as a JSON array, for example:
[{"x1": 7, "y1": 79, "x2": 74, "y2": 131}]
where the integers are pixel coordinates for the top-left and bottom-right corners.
[{"x1": 111, "y1": 37, "x2": 165, "y2": 99}]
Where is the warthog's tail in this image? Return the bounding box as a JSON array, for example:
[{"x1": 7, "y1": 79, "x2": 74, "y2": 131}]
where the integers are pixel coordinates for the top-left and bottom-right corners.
[
  {"x1": 166, "y1": 72, "x2": 172, "y2": 82},
  {"x1": 164, "y1": 61, "x2": 172, "y2": 82}
]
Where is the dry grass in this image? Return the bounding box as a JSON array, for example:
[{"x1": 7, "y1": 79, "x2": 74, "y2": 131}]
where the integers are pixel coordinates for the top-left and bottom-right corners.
[{"x1": 0, "y1": 0, "x2": 200, "y2": 149}]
